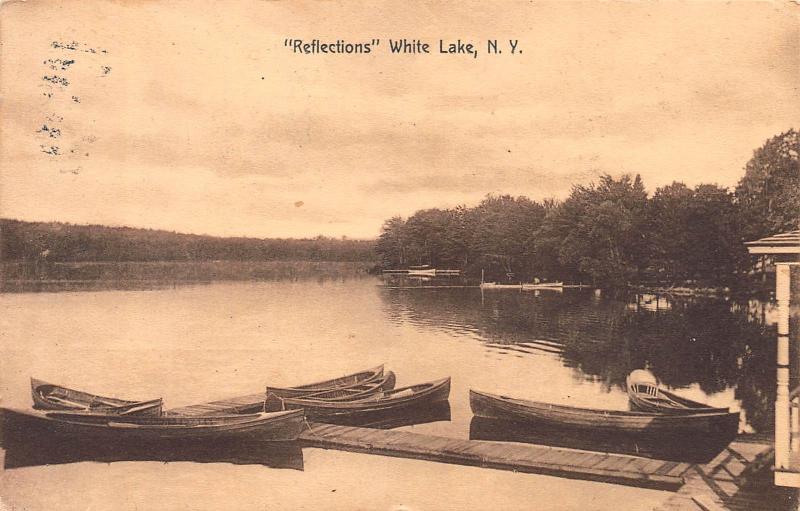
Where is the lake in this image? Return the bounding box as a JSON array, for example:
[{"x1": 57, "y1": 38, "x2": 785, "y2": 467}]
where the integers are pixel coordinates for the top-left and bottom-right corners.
[{"x1": 0, "y1": 273, "x2": 791, "y2": 510}]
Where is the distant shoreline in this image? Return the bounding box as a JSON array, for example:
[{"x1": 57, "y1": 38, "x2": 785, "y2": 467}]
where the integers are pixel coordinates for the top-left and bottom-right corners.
[{"x1": 0, "y1": 260, "x2": 375, "y2": 283}]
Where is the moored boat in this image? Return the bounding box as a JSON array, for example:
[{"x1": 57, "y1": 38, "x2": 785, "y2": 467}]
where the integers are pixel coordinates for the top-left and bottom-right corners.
[
  {"x1": 1, "y1": 407, "x2": 304, "y2": 442},
  {"x1": 266, "y1": 377, "x2": 451, "y2": 419},
  {"x1": 265, "y1": 365, "x2": 385, "y2": 398},
  {"x1": 626, "y1": 370, "x2": 729, "y2": 414},
  {"x1": 407, "y1": 269, "x2": 437, "y2": 277},
  {"x1": 31, "y1": 378, "x2": 163, "y2": 416},
  {"x1": 289, "y1": 371, "x2": 396, "y2": 402},
  {"x1": 469, "y1": 389, "x2": 739, "y2": 437}
]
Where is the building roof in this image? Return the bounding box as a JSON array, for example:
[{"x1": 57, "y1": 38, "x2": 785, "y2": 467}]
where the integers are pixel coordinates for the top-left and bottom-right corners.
[{"x1": 746, "y1": 230, "x2": 800, "y2": 255}]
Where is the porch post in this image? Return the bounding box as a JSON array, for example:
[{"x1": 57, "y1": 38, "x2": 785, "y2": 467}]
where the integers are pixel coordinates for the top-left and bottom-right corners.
[{"x1": 776, "y1": 263, "x2": 791, "y2": 469}]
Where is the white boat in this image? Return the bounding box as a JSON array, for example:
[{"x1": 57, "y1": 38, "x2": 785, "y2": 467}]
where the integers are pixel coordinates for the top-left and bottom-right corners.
[
  {"x1": 521, "y1": 281, "x2": 563, "y2": 290},
  {"x1": 407, "y1": 269, "x2": 437, "y2": 277}
]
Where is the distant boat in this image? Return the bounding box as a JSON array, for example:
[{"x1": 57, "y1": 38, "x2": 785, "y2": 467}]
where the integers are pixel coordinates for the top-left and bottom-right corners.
[
  {"x1": 407, "y1": 266, "x2": 437, "y2": 276},
  {"x1": 265, "y1": 377, "x2": 451, "y2": 420},
  {"x1": 469, "y1": 389, "x2": 739, "y2": 437},
  {"x1": 264, "y1": 365, "x2": 385, "y2": 399},
  {"x1": 626, "y1": 370, "x2": 729, "y2": 414},
  {"x1": 31, "y1": 378, "x2": 163, "y2": 416},
  {"x1": 1, "y1": 407, "x2": 305, "y2": 442},
  {"x1": 521, "y1": 282, "x2": 563, "y2": 291}
]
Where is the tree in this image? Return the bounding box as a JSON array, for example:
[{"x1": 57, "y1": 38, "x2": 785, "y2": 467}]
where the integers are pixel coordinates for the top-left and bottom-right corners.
[
  {"x1": 376, "y1": 216, "x2": 408, "y2": 268},
  {"x1": 735, "y1": 129, "x2": 800, "y2": 240},
  {"x1": 552, "y1": 174, "x2": 648, "y2": 287},
  {"x1": 467, "y1": 195, "x2": 546, "y2": 281}
]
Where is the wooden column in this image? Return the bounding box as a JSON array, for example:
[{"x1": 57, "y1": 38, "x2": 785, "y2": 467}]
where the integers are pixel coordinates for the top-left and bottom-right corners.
[{"x1": 776, "y1": 264, "x2": 791, "y2": 469}]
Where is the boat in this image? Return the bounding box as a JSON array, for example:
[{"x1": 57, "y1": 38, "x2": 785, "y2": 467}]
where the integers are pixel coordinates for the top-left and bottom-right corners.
[
  {"x1": 31, "y1": 378, "x2": 163, "y2": 416},
  {"x1": 408, "y1": 265, "x2": 437, "y2": 277},
  {"x1": 1, "y1": 407, "x2": 305, "y2": 442},
  {"x1": 626, "y1": 370, "x2": 729, "y2": 414},
  {"x1": 521, "y1": 281, "x2": 564, "y2": 291},
  {"x1": 288, "y1": 371, "x2": 396, "y2": 402},
  {"x1": 265, "y1": 365, "x2": 385, "y2": 398},
  {"x1": 469, "y1": 389, "x2": 739, "y2": 437},
  {"x1": 265, "y1": 377, "x2": 451, "y2": 420}
]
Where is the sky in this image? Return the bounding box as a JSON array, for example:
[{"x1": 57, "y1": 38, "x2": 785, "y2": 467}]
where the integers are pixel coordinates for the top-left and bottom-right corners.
[{"x1": 1, "y1": 0, "x2": 798, "y2": 239}]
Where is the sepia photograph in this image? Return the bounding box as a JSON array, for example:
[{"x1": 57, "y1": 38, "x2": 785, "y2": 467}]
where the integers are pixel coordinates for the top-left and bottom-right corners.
[{"x1": 1, "y1": 1, "x2": 799, "y2": 509}]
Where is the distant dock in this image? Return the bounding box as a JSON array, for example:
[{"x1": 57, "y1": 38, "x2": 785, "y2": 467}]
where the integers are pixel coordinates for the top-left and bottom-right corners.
[{"x1": 382, "y1": 268, "x2": 462, "y2": 276}]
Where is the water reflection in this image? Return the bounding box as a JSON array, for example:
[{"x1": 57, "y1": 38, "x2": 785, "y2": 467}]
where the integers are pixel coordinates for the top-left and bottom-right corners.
[
  {"x1": 380, "y1": 283, "x2": 789, "y2": 433},
  {"x1": 317, "y1": 401, "x2": 452, "y2": 429},
  {"x1": 0, "y1": 433, "x2": 304, "y2": 470},
  {"x1": 469, "y1": 417, "x2": 735, "y2": 464},
  {"x1": 0, "y1": 261, "x2": 373, "y2": 293}
]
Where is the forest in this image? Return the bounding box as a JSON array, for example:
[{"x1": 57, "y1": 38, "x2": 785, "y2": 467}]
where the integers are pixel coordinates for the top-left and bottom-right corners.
[
  {"x1": 0, "y1": 220, "x2": 376, "y2": 263},
  {"x1": 376, "y1": 129, "x2": 800, "y2": 289}
]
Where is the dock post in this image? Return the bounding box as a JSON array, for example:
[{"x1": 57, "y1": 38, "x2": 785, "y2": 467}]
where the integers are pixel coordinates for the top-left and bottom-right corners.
[
  {"x1": 775, "y1": 263, "x2": 791, "y2": 470},
  {"x1": 792, "y1": 397, "x2": 799, "y2": 452}
]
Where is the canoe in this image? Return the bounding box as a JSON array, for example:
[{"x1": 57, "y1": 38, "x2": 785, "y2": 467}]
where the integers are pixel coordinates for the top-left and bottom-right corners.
[
  {"x1": 469, "y1": 389, "x2": 739, "y2": 437},
  {"x1": 626, "y1": 370, "x2": 729, "y2": 414},
  {"x1": 1, "y1": 407, "x2": 304, "y2": 442},
  {"x1": 266, "y1": 377, "x2": 451, "y2": 419},
  {"x1": 265, "y1": 365, "x2": 385, "y2": 399},
  {"x1": 288, "y1": 371, "x2": 396, "y2": 402},
  {"x1": 31, "y1": 378, "x2": 163, "y2": 416}
]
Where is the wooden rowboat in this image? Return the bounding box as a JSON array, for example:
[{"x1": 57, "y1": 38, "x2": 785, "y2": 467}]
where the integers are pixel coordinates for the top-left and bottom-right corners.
[
  {"x1": 31, "y1": 378, "x2": 163, "y2": 416},
  {"x1": 287, "y1": 371, "x2": 396, "y2": 402},
  {"x1": 265, "y1": 365, "x2": 385, "y2": 399},
  {"x1": 626, "y1": 370, "x2": 729, "y2": 414},
  {"x1": 266, "y1": 377, "x2": 451, "y2": 419},
  {"x1": 469, "y1": 389, "x2": 739, "y2": 437},
  {"x1": 1, "y1": 407, "x2": 304, "y2": 442}
]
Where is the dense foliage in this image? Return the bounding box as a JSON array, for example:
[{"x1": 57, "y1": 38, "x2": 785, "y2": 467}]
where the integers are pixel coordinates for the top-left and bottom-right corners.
[
  {"x1": 0, "y1": 220, "x2": 376, "y2": 263},
  {"x1": 735, "y1": 129, "x2": 800, "y2": 241},
  {"x1": 377, "y1": 130, "x2": 800, "y2": 288}
]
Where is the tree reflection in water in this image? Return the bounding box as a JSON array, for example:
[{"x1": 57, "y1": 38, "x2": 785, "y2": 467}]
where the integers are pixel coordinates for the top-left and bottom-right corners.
[{"x1": 380, "y1": 283, "x2": 792, "y2": 434}]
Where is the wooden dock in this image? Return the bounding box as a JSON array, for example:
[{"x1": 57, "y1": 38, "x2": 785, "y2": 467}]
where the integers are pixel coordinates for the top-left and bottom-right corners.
[
  {"x1": 298, "y1": 422, "x2": 690, "y2": 489},
  {"x1": 165, "y1": 397, "x2": 792, "y2": 506},
  {"x1": 165, "y1": 397, "x2": 690, "y2": 489},
  {"x1": 655, "y1": 434, "x2": 797, "y2": 511},
  {"x1": 166, "y1": 394, "x2": 266, "y2": 416}
]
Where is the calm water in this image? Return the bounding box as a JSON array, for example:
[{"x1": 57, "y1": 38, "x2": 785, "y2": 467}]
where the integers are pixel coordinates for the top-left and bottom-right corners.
[{"x1": 0, "y1": 274, "x2": 793, "y2": 510}]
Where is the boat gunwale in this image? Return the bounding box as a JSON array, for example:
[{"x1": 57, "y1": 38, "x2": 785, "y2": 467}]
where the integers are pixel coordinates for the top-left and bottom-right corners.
[{"x1": 265, "y1": 364, "x2": 385, "y2": 394}]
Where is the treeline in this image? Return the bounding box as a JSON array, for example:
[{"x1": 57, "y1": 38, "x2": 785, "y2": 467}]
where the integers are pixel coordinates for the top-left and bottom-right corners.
[
  {"x1": 0, "y1": 220, "x2": 377, "y2": 263},
  {"x1": 377, "y1": 129, "x2": 800, "y2": 288}
]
